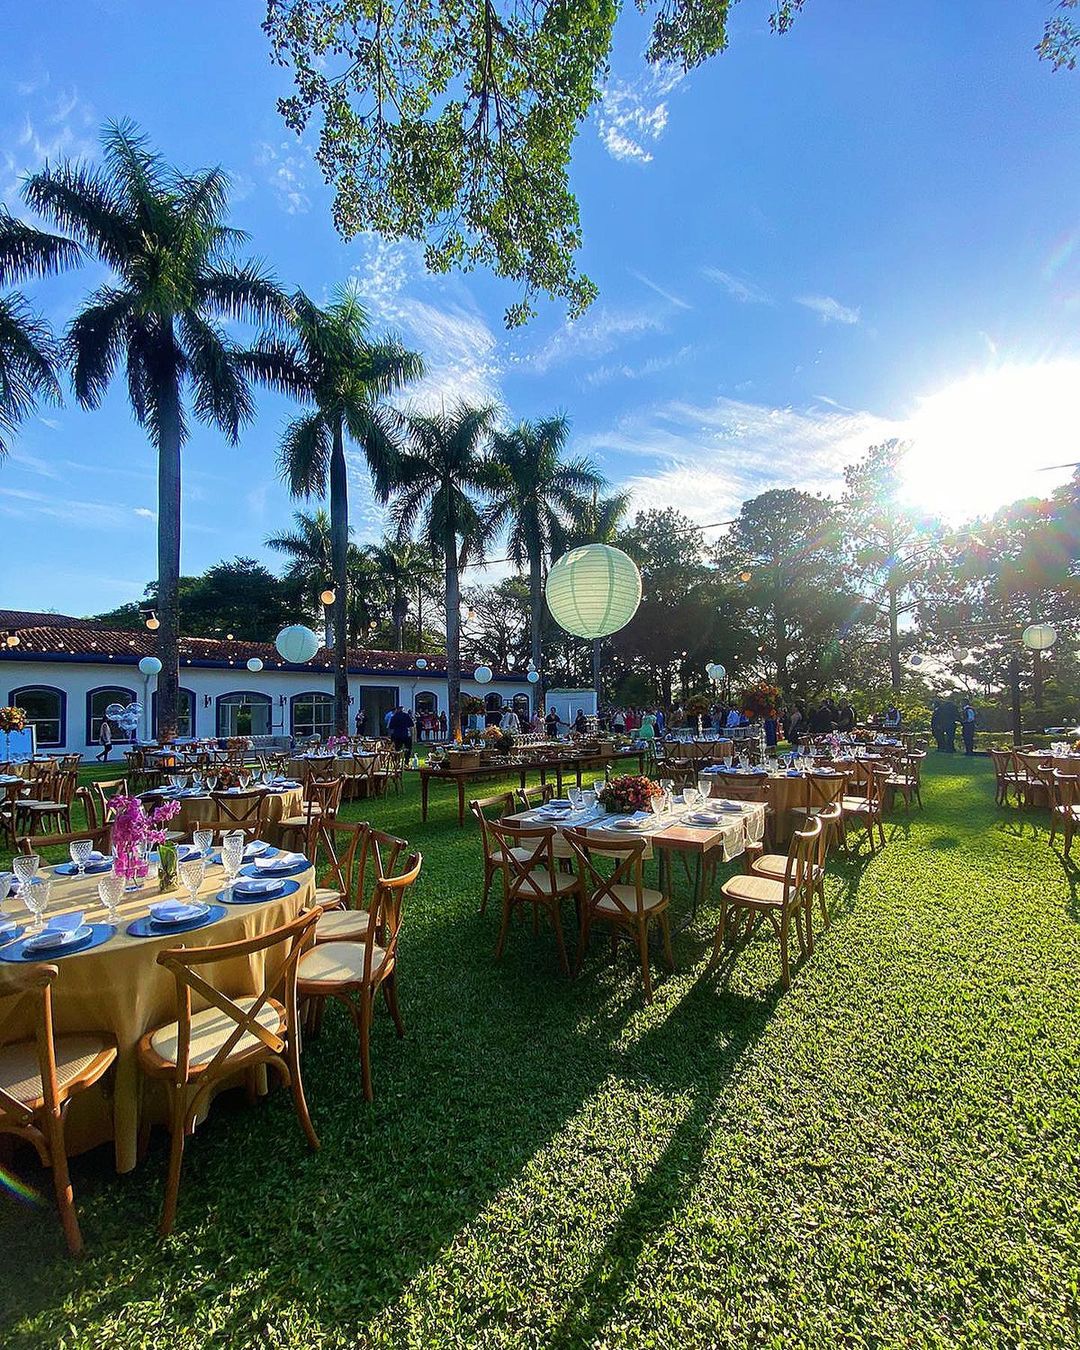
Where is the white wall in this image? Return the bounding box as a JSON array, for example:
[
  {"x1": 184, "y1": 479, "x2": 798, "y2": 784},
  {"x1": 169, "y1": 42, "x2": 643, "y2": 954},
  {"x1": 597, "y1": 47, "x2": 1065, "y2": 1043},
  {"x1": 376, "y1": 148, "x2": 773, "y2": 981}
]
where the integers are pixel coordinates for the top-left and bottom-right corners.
[{"x1": 1, "y1": 657, "x2": 532, "y2": 754}]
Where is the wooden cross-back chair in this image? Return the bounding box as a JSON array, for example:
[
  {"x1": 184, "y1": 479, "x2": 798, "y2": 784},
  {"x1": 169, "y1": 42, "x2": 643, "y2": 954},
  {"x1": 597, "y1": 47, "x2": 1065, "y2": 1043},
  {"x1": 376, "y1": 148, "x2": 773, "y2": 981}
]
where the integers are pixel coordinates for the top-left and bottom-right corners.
[
  {"x1": 487, "y1": 822, "x2": 582, "y2": 976},
  {"x1": 15, "y1": 768, "x2": 77, "y2": 838},
  {"x1": 311, "y1": 823, "x2": 409, "y2": 945},
  {"x1": 885, "y1": 754, "x2": 923, "y2": 812},
  {"x1": 789, "y1": 771, "x2": 846, "y2": 836},
  {"x1": 713, "y1": 814, "x2": 823, "y2": 990},
  {"x1": 743, "y1": 803, "x2": 842, "y2": 931},
  {"x1": 1050, "y1": 771, "x2": 1080, "y2": 856},
  {"x1": 137, "y1": 907, "x2": 321, "y2": 1235},
  {"x1": 18, "y1": 824, "x2": 112, "y2": 856},
  {"x1": 840, "y1": 764, "x2": 889, "y2": 853},
  {"x1": 469, "y1": 793, "x2": 517, "y2": 914},
  {"x1": 278, "y1": 777, "x2": 344, "y2": 860},
  {"x1": 196, "y1": 789, "x2": 268, "y2": 842},
  {"x1": 297, "y1": 851, "x2": 423, "y2": 1101},
  {"x1": 514, "y1": 785, "x2": 576, "y2": 861},
  {"x1": 562, "y1": 827, "x2": 674, "y2": 1003},
  {"x1": 80, "y1": 777, "x2": 129, "y2": 832},
  {"x1": 0, "y1": 963, "x2": 118, "y2": 1254}
]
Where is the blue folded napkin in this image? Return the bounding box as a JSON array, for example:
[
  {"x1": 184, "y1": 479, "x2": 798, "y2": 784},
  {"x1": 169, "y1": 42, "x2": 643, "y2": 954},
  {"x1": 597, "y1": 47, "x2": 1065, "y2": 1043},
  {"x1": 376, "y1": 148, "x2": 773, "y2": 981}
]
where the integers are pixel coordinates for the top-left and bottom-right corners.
[
  {"x1": 47, "y1": 911, "x2": 84, "y2": 933},
  {"x1": 150, "y1": 900, "x2": 208, "y2": 924}
]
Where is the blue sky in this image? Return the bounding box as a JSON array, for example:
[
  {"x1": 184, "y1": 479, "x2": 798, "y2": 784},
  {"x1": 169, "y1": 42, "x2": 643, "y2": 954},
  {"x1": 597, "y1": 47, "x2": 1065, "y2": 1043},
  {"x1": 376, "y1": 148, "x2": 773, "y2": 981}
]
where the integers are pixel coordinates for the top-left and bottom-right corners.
[{"x1": 2, "y1": 0, "x2": 1079, "y2": 615}]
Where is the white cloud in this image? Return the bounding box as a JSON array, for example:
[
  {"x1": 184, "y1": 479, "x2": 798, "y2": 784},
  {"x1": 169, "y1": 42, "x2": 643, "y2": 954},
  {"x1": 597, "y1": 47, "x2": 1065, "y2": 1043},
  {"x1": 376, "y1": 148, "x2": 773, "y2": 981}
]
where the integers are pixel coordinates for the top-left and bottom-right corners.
[
  {"x1": 795, "y1": 294, "x2": 861, "y2": 325},
  {"x1": 521, "y1": 308, "x2": 667, "y2": 376},
  {"x1": 629, "y1": 269, "x2": 691, "y2": 311},
  {"x1": 703, "y1": 267, "x2": 773, "y2": 306},
  {"x1": 597, "y1": 66, "x2": 682, "y2": 164},
  {"x1": 1, "y1": 85, "x2": 96, "y2": 200},
  {"x1": 581, "y1": 394, "x2": 902, "y2": 527},
  {"x1": 583, "y1": 345, "x2": 693, "y2": 388},
  {"x1": 255, "y1": 140, "x2": 312, "y2": 215},
  {"x1": 0, "y1": 485, "x2": 156, "y2": 531},
  {"x1": 133, "y1": 506, "x2": 156, "y2": 520}
]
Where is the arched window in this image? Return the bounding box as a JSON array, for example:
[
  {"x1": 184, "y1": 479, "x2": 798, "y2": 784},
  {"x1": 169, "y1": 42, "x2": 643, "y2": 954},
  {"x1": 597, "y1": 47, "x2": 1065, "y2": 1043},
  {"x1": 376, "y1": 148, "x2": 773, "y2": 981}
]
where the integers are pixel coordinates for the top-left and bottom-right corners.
[
  {"x1": 216, "y1": 691, "x2": 271, "y2": 738},
  {"x1": 86, "y1": 685, "x2": 137, "y2": 745},
  {"x1": 151, "y1": 688, "x2": 196, "y2": 740},
  {"x1": 9, "y1": 685, "x2": 65, "y2": 748},
  {"x1": 291, "y1": 691, "x2": 334, "y2": 741},
  {"x1": 414, "y1": 690, "x2": 437, "y2": 716},
  {"x1": 484, "y1": 691, "x2": 503, "y2": 711},
  {"x1": 512, "y1": 693, "x2": 530, "y2": 720}
]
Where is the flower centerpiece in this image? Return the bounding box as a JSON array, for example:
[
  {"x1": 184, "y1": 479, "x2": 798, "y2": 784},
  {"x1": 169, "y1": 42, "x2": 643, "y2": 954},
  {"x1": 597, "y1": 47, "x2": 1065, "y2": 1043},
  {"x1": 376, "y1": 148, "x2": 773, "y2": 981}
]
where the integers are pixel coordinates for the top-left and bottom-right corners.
[
  {"x1": 110, "y1": 795, "x2": 181, "y2": 890},
  {"x1": 482, "y1": 724, "x2": 515, "y2": 755},
  {"x1": 738, "y1": 681, "x2": 781, "y2": 721},
  {"x1": 0, "y1": 705, "x2": 26, "y2": 762},
  {"x1": 597, "y1": 773, "x2": 660, "y2": 814},
  {"x1": 326, "y1": 733, "x2": 350, "y2": 754}
]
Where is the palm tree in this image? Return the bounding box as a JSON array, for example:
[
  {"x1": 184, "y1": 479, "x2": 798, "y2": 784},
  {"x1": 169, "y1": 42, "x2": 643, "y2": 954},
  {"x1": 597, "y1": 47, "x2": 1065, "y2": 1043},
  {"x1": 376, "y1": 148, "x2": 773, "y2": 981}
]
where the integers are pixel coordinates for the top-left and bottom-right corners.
[
  {"x1": 265, "y1": 508, "x2": 336, "y2": 644},
  {"x1": 487, "y1": 416, "x2": 604, "y2": 686},
  {"x1": 24, "y1": 121, "x2": 293, "y2": 738},
  {"x1": 571, "y1": 490, "x2": 632, "y2": 699},
  {"x1": 368, "y1": 536, "x2": 441, "y2": 650},
  {"x1": 391, "y1": 402, "x2": 498, "y2": 737},
  {"x1": 345, "y1": 544, "x2": 384, "y2": 645},
  {"x1": 0, "y1": 211, "x2": 81, "y2": 457},
  {"x1": 263, "y1": 286, "x2": 423, "y2": 733}
]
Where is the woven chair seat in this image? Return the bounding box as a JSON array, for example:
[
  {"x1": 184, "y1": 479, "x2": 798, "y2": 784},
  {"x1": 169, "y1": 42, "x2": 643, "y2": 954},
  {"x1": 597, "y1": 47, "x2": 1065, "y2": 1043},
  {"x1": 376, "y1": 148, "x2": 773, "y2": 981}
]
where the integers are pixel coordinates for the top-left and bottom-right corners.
[{"x1": 0, "y1": 1033, "x2": 116, "y2": 1110}]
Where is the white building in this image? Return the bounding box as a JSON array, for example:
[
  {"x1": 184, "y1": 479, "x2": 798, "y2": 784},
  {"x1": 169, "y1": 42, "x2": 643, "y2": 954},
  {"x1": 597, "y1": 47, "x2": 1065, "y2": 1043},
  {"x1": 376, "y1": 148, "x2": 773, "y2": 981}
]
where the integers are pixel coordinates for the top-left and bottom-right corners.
[{"x1": 0, "y1": 610, "x2": 534, "y2": 755}]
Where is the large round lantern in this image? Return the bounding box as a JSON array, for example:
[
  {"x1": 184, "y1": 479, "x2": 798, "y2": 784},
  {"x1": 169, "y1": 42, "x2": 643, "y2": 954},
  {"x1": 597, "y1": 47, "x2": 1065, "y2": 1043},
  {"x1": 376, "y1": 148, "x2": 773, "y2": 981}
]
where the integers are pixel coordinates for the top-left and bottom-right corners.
[
  {"x1": 138, "y1": 656, "x2": 162, "y2": 676},
  {"x1": 275, "y1": 624, "x2": 319, "y2": 664},
  {"x1": 527, "y1": 670, "x2": 540, "y2": 684},
  {"x1": 474, "y1": 665, "x2": 493, "y2": 685},
  {"x1": 1022, "y1": 623, "x2": 1057, "y2": 652},
  {"x1": 416, "y1": 657, "x2": 428, "y2": 670},
  {"x1": 545, "y1": 544, "x2": 642, "y2": 639},
  {"x1": 247, "y1": 657, "x2": 264, "y2": 673},
  {"x1": 707, "y1": 662, "x2": 726, "y2": 681}
]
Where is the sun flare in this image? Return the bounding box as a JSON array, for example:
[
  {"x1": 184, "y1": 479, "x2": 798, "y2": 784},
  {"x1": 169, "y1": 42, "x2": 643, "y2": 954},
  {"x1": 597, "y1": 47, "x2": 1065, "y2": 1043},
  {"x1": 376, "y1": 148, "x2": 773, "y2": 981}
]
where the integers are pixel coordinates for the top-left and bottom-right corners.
[{"x1": 899, "y1": 360, "x2": 1080, "y2": 522}]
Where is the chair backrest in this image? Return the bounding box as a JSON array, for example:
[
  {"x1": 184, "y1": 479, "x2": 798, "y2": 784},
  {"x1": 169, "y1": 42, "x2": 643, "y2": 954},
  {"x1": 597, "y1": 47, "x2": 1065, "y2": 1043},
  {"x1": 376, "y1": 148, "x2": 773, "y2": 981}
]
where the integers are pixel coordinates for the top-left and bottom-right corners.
[
  {"x1": 562, "y1": 827, "x2": 651, "y2": 920},
  {"x1": 302, "y1": 756, "x2": 336, "y2": 784},
  {"x1": 488, "y1": 821, "x2": 560, "y2": 900},
  {"x1": 780, "y1": 816, "x2": 823, "y2": 901},
  {"x1": 359, "y1": 851, "x2": 422, "y2": 981},
  {"x1": 303, "y1": 777, "x2": 344, "y2": 828},
  {"x1": 516, "y1": 784, "x2": 554, "y2": 812},
  {"x1": 806, "y1": 772, "x2": 845, "y2": 809},
  {"x1": 0, "y1": 962, "x2": 62, "y2": 1127},
  {"x1": 469, "y1": 793, "x2": 515, "y2": 862},
  {"x1": 156, "y1": 908, "x2": 320, "y2": 1094},
  {"x1": 358, "y1": 827, "x2": 408, "y2": 908},
  {"x1": 815, "y1": 803, "x2": 844, "y2": 855},
  {"x1": 1052, "y1": 770, "x2": 1080, "y2": 810},
  {"x1": 316, "y1": 820, "x2": 369, "y2": 906},
  {"x1": 19, "y1": 824, "x2": 111, "y2": 855},
  {"x1": 82, "y1": 778, "x2": 129, "y2": 830},
  {"x1": 208, "y1": 790, "x2": 266, "y2": 831}
]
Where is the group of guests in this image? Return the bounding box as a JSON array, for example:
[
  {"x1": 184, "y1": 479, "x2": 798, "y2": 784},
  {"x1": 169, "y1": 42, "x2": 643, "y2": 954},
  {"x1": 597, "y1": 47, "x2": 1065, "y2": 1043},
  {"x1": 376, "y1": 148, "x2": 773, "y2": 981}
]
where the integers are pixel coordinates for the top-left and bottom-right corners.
[{"x1": 930, "y1": 696, "x2": 978, "y2": 755}]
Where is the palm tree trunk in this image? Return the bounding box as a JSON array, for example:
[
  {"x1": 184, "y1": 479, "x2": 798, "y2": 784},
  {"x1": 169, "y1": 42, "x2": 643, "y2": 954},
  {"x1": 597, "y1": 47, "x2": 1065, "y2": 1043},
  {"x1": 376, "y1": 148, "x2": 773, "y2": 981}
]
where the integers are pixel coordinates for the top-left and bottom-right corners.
[
  {"x1": 529, "y1": 548, "x2": 544, "y2": 707},
  {"x1": 887, "y1": 578, "x2": 901, "y2": 691},
  {"x1": 393, "y1": 593, "x2": 406, "y2": 652},
  {"x1": 445, "y1": 531, "x2": 462, "y2": 739},
  {"x1": 155, "y1": 365, "x2": 183, "y2": 742},
  {"x1": 330, "y1": 419, "x2": 350, "y2": 734}
]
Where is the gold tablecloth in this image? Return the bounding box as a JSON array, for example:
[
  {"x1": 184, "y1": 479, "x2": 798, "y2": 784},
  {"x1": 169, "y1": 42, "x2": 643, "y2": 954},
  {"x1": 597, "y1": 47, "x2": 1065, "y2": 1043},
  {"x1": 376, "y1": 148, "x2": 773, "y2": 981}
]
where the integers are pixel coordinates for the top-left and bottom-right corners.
[
  {"x1": 0, "y1": 861, "x2": 314, "y2": 1172},
  {"x1": 147, "y1": 787, "x2": 303, "y2": 837}
]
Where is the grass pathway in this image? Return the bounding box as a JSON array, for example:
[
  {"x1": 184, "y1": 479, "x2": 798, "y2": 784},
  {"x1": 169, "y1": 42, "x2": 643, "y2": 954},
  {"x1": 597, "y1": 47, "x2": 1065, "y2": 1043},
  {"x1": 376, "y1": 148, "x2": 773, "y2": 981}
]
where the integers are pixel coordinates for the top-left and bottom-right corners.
[{"x1": 2, "y1": 755, "x2": 1080, "y2": 1347}]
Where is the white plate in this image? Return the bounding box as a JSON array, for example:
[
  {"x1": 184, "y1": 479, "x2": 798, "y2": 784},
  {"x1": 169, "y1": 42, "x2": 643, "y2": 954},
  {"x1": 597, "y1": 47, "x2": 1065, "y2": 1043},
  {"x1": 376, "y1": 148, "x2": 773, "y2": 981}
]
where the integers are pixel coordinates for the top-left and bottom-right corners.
[
  {"x1": 149, "y1": 901, "x2": 210, "y2": 925},
  {"x1": 606, "y1": 817, "x2": 651, "y2": 831},
  {"x1": 24, "y1": 924, "x2": 92, "y2": 952},
  {"x1": 233, "y1": 878, "x2": 286, "y2": 897}
]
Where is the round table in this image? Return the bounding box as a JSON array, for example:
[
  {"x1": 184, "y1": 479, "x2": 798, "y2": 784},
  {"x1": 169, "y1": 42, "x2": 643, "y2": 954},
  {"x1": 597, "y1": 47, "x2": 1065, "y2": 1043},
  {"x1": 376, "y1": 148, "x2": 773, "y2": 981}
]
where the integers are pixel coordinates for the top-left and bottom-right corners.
[
  {"x1": 141, "y1": 786, "x2": 303, "y2": 836},
  {"x1": 0, "y1": 860, "x2": 314, "y2": 1172}
]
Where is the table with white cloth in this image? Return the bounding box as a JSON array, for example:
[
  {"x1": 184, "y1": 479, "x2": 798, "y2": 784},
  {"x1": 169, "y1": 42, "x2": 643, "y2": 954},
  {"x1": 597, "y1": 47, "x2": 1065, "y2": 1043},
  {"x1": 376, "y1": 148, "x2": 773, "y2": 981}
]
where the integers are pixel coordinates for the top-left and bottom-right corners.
[
  {"x1": 0, "y1": 860, "x2": 314, "y2": 1171},
  {"x1": 139, "y1": 785, "x2": 304, "y2": 836},
  {"x1": 504, "y1": 797, "x2": 766, "y2": 928}
]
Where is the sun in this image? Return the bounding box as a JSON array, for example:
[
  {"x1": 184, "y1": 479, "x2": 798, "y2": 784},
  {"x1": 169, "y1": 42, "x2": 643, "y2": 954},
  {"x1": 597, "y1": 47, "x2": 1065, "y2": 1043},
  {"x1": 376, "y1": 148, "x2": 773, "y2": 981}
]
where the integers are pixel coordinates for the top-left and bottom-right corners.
[{"x1": 898, "y1": 360, "x2": 1080, "y2": 522}]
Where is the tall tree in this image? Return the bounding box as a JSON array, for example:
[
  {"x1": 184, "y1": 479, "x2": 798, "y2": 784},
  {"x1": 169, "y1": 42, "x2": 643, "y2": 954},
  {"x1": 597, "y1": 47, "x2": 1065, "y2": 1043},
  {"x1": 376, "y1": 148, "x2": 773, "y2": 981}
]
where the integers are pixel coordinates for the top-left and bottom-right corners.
[
  {"x1": 24, "y1": 121, "x2": 292, "y2": 738},
  {"x1": 487, "y1": 414, "x2": 603, "y2": 689},
  {"x1": 0, "y1": 211, "x2": 81, "y2": 457},
  {"x1": 367, "y1": 536, "x2": 441, "y2": 651},
  {"x1": 266, "y1": 507, "x2": 337, "y2": 643},
  {"x1": 391, "y1": 402, "x2": 498, "y2": 736},
  {"x1": 266, "y1": 286, "x2": 423, "y2": 732}
]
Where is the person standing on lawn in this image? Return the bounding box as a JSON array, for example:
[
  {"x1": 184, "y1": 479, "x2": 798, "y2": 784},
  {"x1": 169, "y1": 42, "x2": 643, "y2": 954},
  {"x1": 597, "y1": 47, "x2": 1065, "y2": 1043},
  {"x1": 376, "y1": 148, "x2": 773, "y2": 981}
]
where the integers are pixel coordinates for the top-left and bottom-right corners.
[
  {"x1": 961, "y1": 700, "x2": 977, "y2": 755},
  {"x1": 96, "y1": 718, "x2": 113, "y2": 762}
]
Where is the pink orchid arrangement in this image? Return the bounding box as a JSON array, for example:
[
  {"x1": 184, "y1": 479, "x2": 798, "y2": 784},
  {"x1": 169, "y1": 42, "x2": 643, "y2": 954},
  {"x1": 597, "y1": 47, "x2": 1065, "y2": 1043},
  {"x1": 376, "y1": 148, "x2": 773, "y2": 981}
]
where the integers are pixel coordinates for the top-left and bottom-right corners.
[
  {"x1": 326, "y1": 734, "x2": 350, "y2": 754},
  {"x1": 110, "y1": 794, "x2": 181, "y2": 883}
]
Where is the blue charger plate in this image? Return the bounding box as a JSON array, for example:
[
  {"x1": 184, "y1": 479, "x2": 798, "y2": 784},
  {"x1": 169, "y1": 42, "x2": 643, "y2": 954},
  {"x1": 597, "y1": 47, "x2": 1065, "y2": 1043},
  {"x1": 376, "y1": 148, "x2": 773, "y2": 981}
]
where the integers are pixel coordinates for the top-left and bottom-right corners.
[
  {"x1": 127, "y1": 903, "x2": 227, "y2": 938},
  {"x1": 0, "y1": 923, "x2": 116, "y2": 963},
  {"x1": 53, "y1": 860, "x2": 113, "y2": 876},
  {"x1": 238, "y1": 859, "x2": 310, "y2": 881},
  {"x1": 218, "y1": 878, "x2": 300, "y2": 907}
]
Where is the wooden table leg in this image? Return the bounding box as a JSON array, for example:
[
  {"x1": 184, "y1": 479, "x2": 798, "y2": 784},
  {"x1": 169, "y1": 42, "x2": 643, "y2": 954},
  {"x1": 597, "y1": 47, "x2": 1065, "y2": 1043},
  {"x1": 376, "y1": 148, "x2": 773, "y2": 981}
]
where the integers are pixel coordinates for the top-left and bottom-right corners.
[{"x1": 555, "y1": 764, "x2": 564, "y2": 795}]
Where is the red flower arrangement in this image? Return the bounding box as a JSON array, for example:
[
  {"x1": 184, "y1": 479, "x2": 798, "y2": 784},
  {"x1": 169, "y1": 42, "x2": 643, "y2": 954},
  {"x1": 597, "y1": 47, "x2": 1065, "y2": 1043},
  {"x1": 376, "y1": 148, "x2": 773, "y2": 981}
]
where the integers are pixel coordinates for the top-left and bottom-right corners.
[
  {"x1": 738, "y1": 681, "x2": 782, "y2": 720},
  {"x1": 598, "y1": 774, "x2": 660, "y2": 814}
]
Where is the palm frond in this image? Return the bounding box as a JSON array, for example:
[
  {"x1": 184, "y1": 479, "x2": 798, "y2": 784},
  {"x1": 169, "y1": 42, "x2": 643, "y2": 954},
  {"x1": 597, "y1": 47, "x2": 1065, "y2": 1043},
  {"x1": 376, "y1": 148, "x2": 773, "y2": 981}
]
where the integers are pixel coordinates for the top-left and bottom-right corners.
[
  {"x1": 181, "y1": 312, "x2": 254, "y2": 442},
  {"x1": 0, "y1": 211, "x2": 82, "y2": 286},
  {"x1": 235, "y1": 336, "x2": 311, "y2": 400},
  {"x1": 65, "y1": 286, "x2": 136, "y2": 408},
  {"x1": 279, "y1": 410, "x2": 331, "y2": 498},
  {"x1": 22, "y1": 160, "x2": 137, "y2": 271},
  {"x1": 0, "y1": 293, "x2": 64, "y2": 457},
  {"x1": 199, "y1": 261, "x2": 292, "y2": 328}
]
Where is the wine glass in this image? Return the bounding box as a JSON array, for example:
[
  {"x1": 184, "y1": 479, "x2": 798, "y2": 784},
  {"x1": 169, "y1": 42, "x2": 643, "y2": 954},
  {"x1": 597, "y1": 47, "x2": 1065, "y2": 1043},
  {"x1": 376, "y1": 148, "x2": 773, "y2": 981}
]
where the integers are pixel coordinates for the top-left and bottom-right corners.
[
  {"x1": 193, "y1": 828, "x2": 214, "y2": 860},
  {"x1": 684, "y1": 785, "x2": 701, "y2": 811},
  {"x1": 12, "y1": 853, "x2": 40, "y2": 894},
  {"x1": 22, "y1": 876, "x2": 50, "y2": 933},
  {"x1": 697, "y1": 774, "x2": 712, "y2": 800},
  {"x1": 568, "y1": 787, "x2": 582, "y2": 812},
  {"x1": 221, "y1": 832, "x2": 245, "y2": 900},
  {"x1": 179, "y1": 857, "x2": 207, "y2": 909},
  {"x1": 660, "y1": 777, "x2": 674, "y2": 800},
  {"x1": 97, "y1": 872, "x2": 125, "y2": 925},
  {"x1": 69, "y1": 838, "x2": 94, "y2": 876}
]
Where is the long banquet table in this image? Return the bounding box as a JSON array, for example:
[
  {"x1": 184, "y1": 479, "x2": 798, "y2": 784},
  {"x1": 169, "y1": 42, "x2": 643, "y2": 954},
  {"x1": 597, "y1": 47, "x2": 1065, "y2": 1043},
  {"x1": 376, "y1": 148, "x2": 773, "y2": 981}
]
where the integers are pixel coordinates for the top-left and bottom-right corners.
[
  {"x1": 418, "y1": 748, "x2": 647, "y2": 825},
  {"x1": 0, "y1": 857, "x2": 314, "y2": 1172}
]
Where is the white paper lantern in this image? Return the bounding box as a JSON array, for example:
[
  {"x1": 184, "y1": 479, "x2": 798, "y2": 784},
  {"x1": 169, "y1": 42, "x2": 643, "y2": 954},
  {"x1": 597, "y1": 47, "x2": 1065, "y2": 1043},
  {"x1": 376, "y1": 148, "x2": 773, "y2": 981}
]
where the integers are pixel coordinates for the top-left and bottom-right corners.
[
  {"x1": 707, "y1": 662, "x2": 726, "y2": 681},
  {"x1": 247, "y1": 658, "x2": 264, "y2": 673},
  {"x1": 138, "y1": 656, "x2": 162, "y2": 676},
  {"x1": 910, "y1": 655, "x2": 923, "y2": 667},
  {"x1": 474, "y1": 665, "x2": 493, "y2": 685},
  {"x1": 1022, "y1": 623, "x2": 1057, "y2": 652},
  {"x1": 527, "y1": 670, "x2": 540, "y2": 684},
  {"x1": 953, "y1": 648, "x2": 968, "y2": 663},
  {"x1": 275, "y1": 624, "x2": 320, "y2": 664},
  {"x1": 545, "y1": 544, "x2": 642, "y2": 639},
  {"x1": 416, "y1": 657, "x2": 428, "y2": 669}
]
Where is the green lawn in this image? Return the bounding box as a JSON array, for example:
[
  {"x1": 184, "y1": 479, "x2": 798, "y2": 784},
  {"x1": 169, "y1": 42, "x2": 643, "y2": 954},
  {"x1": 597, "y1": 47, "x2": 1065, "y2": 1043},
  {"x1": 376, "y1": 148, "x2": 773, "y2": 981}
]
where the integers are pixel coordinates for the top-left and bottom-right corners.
[{"x1": 3, "y1": 756, "x2": 1080, "y2": 1347}]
